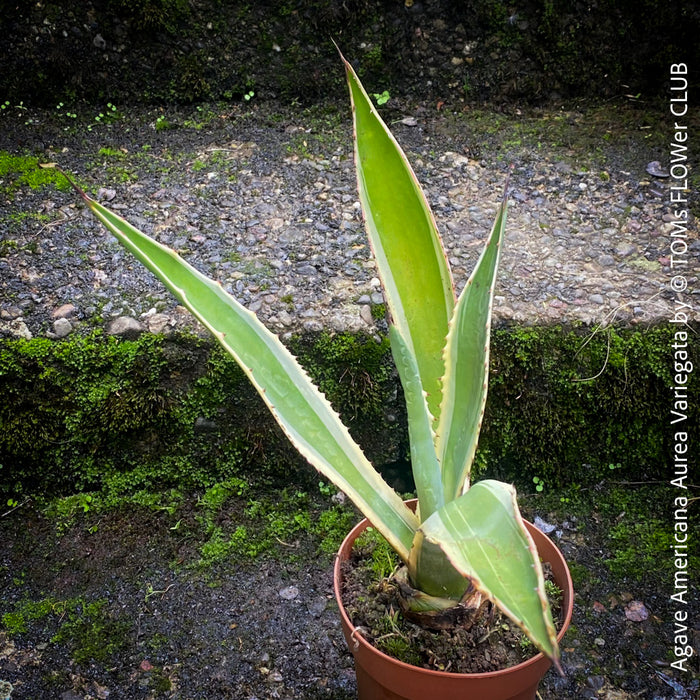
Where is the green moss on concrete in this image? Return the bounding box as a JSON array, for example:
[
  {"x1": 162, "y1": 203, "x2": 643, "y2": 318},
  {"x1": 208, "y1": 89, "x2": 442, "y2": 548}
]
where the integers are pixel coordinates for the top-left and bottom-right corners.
[
  {"x1": 0, "y1": 325, "x2": 696, "y2": 504},
  {"x1": 479, "y1": 324, "x2": 695, "y2": 486},
  {"x1": 194, "y1": 483, "x2": 356, "y2": 568},
  {"x1": 0, "y1": 331, "x2": 399, "y2": 501},
  {"x1": 2, "y1": 596, "x2": 130, "y2": 664},
  {"x1": 0, "y1": 151, "x2": 71, "y2": 195}
]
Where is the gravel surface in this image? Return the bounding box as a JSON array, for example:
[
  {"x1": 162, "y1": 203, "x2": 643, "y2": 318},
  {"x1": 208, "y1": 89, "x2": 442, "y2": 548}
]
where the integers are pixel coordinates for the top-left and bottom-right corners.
[{"x1": 1, "y1": 99, "x2": 697, "y2": 341}]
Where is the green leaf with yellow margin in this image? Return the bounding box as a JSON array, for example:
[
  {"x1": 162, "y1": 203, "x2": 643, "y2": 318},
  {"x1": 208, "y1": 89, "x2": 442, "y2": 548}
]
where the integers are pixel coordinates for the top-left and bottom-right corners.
[
  {"x1": 342, "y1": 51, "x2": 455, "y2": 423},
  {"x1": 388, "y1": 326, "x2": 443, "y2": 520},
  {"x1": 437, "y1": 192, "x2": 508, "y2": 500},
  {"x1": 62, "y1": 173, "x2": 418, "y2": 562},
  {"x1": 415, "y1": 479, "x2": 560, "y2": 665}
]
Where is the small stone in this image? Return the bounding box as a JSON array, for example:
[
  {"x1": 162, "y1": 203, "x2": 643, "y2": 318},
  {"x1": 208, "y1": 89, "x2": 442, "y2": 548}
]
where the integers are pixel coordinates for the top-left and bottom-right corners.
[
  {"x1": 106, "y1": 316, "x2": 144, "y2": 338},
  {"x1": 97, "y1": 188, "x2": 117, "y2": 202},
  {"x1": 276, "y1": 309, "x2": 292, "y2": 326},
  {"x1": 593, "y1": 637, "x2": 605, "y2": 646},
  {"x1": 53, "y1": 318, "x2": 73, "y2": 338},
  {"x1": 589, "y1": 294, "x2": 605, "y2": 305},
  {"x1": 645, "y1": 161, "x2": 669, "y2": 178},
  {"x1": 279, "y1": 586, "x2": 299, "y2": 600},
  {"x1": 51, "y1": 303, "x2": 77, "y2": 319},
  {"x1": 615, "y1": 243, "x2": 636, "y2": 257},
  {"x1": 533, "y1": 516, "x2": 556, "y2": 534},
  {"x1": 1, "y1": 306, "x2": 22, "y2": 320},
  {"x1": 268, "y1": 671, "x2": 283, "y2": 683},
  {"x1": 93, "y1": 33, "x2": 106, "y2": 49},
  {"x1": 624, "y1": 600, "x2": 649, "y2": 622},
  {"x1": 145, "y1": 313, "x2": 170, "y2": 334},
  {"x1": 598, "y1": 254, "x2": 615, "y2": 267},
  {"x1": 308, "y1": 596, "x2": 328, "y2": 617},
  {"x1": 1, "y1": 319, "x2": 32, "y2": 339},
  {"x1": 303, "y1": 319, "x2": 323, "y2": 332},
  {"x1": 360, "y1": 305, "x2": 374, "y2": 326}
]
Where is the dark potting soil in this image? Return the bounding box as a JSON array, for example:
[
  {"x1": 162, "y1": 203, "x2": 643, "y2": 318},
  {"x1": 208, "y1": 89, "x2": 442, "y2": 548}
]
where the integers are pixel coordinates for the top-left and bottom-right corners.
[{"x1": 341, "y1": 528, "x2": 563, "y2": 675}]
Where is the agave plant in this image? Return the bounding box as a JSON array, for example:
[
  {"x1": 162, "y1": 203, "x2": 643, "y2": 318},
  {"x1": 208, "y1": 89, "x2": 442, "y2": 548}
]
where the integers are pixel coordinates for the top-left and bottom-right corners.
[{"x1": 62, "y1": 54, "x2": 560, "y2": 667}]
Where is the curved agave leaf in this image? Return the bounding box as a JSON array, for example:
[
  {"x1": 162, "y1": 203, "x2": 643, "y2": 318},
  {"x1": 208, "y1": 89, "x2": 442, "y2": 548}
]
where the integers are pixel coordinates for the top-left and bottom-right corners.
[
  {"x1": 437, "y1": 192, "x2": 508, "y2": 500},
  {"x1": 341, "y1": 51, "x2": 455, "y2": 423},
  {"x1": 65, "y1": 176, "x2": 418, "y2": 561},
  {"x1": 416, "y1": 479, "x2": 560, "y2": 665}
]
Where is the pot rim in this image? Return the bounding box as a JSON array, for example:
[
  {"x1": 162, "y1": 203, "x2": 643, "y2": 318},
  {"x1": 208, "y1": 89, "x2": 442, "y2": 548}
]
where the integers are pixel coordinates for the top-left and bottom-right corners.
[{"x1": 333, "y1": 507, "x2": 574, "y2": 680}]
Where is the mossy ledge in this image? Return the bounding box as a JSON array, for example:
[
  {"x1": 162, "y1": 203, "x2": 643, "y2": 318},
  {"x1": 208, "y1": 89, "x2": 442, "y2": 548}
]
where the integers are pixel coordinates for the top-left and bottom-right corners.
[{"x1": 1, "y1": 324, "x2": 696, "y2": 502}]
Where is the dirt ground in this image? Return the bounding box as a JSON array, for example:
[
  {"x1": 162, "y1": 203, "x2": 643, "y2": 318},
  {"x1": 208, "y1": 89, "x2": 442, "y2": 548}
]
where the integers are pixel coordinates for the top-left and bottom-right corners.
[{"x1": 1, "y1": 481, "x2": 698, "y2": 700}]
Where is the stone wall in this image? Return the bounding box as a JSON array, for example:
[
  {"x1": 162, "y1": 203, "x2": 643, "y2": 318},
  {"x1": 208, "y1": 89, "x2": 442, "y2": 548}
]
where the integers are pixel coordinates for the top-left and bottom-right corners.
[{"x1": 1, "y1": 0, "x2": 697, "y2": 106}]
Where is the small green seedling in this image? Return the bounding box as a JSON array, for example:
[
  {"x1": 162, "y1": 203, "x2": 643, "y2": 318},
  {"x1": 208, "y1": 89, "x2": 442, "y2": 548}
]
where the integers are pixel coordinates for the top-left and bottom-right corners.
[{"x1": 373, "y1": 90, "x2": 390, "y2": 105}]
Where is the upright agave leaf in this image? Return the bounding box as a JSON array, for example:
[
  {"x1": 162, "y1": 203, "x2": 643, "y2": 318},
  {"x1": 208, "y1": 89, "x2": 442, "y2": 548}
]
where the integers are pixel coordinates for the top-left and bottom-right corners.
[
  {"x1": 437, "y1": 192, "x2": 508, "y2": 500},
  {"x1": 342, "y1": 52, "x2": 455, "y2": 423},
  {"x1": 389, "y1": 327, "x2": 443, "y2": 520},
  {"x1": 62, "y1": 174, "x2": 419, "y2": 562}
]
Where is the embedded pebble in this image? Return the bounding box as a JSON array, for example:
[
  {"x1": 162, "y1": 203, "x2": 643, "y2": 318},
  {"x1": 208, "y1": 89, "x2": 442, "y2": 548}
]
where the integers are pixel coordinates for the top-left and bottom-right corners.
[
  {"x1": 51, "y1": 303, "x2": 78, "y2": 319},
  {"x1": 624, "y1": 600, "x2": 649, "y2": 622},
  {"x1": 533, "y1": 516, "x2": 556, "y2": 534},
  {"x1": 279, "y1": 586, "x2": 299, "y2": 600},
  {"x1": 107, "y1": 316, "x2": 144, "y2": 338},
  {"x1": 53, "y1": 318, "x2": 73, "y2": 337}
]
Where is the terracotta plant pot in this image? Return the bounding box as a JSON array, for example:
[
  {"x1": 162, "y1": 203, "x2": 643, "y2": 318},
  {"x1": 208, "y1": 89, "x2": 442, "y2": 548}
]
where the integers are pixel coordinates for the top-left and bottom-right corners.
[{"x1": 333, "y1": 504, "x2": 574, "y2": 700}]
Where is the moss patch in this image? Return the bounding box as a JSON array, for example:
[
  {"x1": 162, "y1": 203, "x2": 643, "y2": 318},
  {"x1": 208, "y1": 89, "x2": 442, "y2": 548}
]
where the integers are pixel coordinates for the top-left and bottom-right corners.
[
  {"x1": 478, "y1": 324, "x2": 697, "y2": 486},
  {"x1": 0, "y1": 151, "x2": 70, "y2": 195},
  {"x1": 2, "y1": 596, "x2": 130, "y2": 664},
  {"x1": 0, "y1": 325, "x2": 696, "y2": 503},
  {"x1": 195, "y1": 484, "x2": 356, "y2": 568}
]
